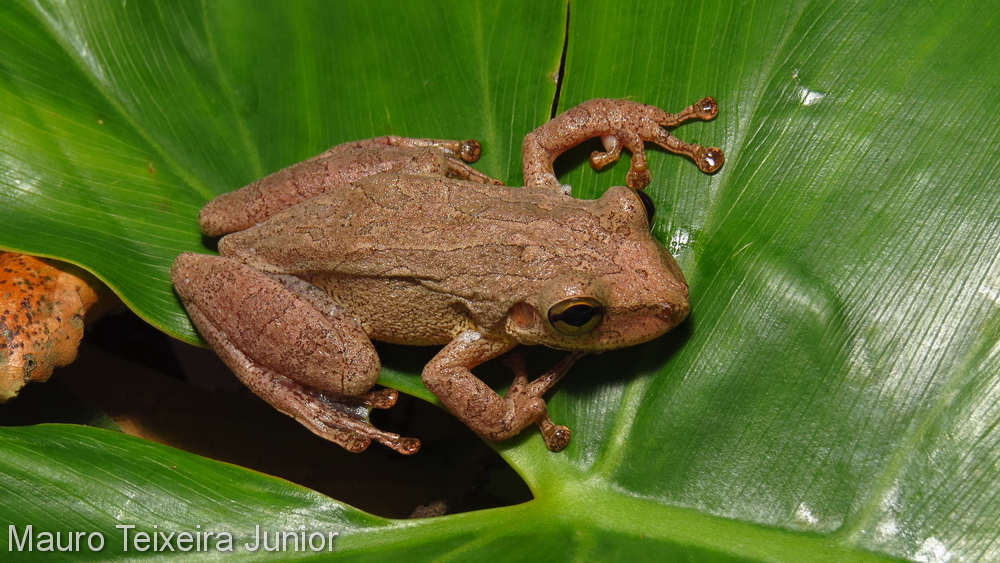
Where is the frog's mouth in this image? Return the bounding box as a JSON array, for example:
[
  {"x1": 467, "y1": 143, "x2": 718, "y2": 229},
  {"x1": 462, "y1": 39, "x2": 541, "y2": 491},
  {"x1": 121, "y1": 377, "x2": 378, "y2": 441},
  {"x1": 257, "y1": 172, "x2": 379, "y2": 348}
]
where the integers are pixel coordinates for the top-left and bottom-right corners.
[{"x1": 581, "y1": 300, "x2": 690, "y2": 352}]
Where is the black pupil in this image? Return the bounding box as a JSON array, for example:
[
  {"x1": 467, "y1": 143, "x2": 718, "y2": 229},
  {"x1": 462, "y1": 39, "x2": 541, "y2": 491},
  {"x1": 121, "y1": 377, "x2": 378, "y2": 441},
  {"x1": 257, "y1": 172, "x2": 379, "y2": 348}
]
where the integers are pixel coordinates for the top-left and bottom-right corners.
[
  {"x1": 635, "y1": 189, "x2": 656, "y2": 230},
  {"x1": 552, "y1": 304, "x2": 598, "y2": 327}
]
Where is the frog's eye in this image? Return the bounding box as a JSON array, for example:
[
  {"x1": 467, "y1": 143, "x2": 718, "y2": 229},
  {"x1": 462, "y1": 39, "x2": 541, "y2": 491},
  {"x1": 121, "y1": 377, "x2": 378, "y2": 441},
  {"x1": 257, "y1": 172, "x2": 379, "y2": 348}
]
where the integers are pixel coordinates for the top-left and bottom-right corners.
[
  {"x1": 547, "y1": 297, "x2": 605, "y2": 336},
  {"x1": 634, "y1": 189, "x2": 656, "y2": 231}
]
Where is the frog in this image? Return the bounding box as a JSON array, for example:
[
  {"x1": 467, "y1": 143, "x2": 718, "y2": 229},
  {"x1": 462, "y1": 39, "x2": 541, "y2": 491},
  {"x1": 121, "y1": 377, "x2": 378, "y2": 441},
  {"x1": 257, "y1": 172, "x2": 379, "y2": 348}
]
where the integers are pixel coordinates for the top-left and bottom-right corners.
[{"x1": 171, "y1": 97, "x2": 724, "y2": 454}]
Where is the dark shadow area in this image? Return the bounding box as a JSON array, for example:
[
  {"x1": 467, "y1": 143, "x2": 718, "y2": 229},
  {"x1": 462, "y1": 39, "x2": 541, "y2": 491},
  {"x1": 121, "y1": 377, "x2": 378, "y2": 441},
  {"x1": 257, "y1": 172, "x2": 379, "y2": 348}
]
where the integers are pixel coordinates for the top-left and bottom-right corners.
[
  {"x1": 548, "y1": 1, "x2": 570, "y2": 119},
  {"x1": 86, "y1": 308, "x2": 187, "y2": 379},
  {"x1": 199, "y1": 233, "x2": 220, "y2": 253},
  {"x1": 551, "y1": 136, "x2": 609, "y2": 196},
  {"x1": 2, "y1": 308, "x2": 532, "y2": 519}
]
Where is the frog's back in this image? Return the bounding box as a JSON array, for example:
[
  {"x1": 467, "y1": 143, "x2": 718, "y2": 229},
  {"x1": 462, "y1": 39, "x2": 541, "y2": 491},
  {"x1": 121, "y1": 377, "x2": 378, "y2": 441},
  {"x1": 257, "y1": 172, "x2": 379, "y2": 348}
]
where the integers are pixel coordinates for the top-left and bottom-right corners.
[
  {"x1": 217, "y1": 173, "x2": 652, "y2": 340},
  {"x1": 220, "y1": 174, "x2": 611, "y2": 286}
]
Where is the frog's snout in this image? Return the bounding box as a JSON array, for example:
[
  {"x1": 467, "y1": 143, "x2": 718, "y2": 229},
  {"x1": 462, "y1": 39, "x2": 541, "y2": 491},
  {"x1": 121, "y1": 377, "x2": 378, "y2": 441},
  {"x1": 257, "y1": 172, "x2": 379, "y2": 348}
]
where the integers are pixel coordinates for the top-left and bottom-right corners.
[{"x1": 658, "y1": 299, "x2": 690, "y2": 328}]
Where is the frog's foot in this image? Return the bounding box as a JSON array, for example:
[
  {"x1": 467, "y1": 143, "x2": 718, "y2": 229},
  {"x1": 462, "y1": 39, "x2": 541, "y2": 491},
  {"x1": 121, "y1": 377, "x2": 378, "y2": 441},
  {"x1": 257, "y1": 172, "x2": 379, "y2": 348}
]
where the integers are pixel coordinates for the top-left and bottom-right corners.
[
  {"x1": 503, "y1": 349, "x2": 587, "y2": 399},
  {"x1": 440, "y1": 153, "x2": 505, "y2": 186},
  {"x1": 287, "y1": 381, "x2": 422, "y2": 455},
  {"x1": 205, "y1": 330, "x2": 421, "y2": 454},
  {"x1": 208, "y1": 328, "x2": 421, "y2": 454},
  {"x1": 501, "y1": 349, "x2": 586, "y2": 451},
  {"x1": 523, "y1": 97, "x2": 725, "y2": 192},
  {"x1": 364, "y1": 388, "x2": 401, "y2": 409},
  {"x1": 535, "y1": 413, "x2": 572, "y2": 453},
  {"x1": 588, "y1": 98, "x2": 724, "y2": 187}
]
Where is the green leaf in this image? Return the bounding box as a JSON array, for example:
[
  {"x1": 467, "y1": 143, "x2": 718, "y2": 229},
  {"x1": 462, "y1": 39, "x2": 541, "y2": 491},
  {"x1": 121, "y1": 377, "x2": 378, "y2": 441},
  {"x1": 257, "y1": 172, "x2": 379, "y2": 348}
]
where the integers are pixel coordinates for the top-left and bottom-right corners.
[
  {"x1": 0, "y1": 425, "x2": 387, "y2": 561},
  {"x1": 2, "y1": 0, "x2": 999, "y2": 561},
  {"x1": 0, "y1": 0, "x2": 563, "y2": 339}
]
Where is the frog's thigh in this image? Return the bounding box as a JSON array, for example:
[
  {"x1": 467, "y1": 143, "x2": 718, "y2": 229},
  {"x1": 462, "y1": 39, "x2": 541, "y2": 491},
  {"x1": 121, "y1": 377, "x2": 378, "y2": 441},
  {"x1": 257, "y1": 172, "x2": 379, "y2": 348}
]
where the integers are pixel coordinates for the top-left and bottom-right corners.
[{"x1": 171, "y1": 253, "x2": 380, "y2": 397}]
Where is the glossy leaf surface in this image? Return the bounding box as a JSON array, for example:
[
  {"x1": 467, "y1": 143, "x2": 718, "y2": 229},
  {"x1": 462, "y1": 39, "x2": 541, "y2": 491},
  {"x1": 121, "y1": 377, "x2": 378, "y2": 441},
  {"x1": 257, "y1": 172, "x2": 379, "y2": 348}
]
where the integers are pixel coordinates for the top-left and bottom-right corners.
[{"x1": 1, "y1": 1, "x2": 998, "y2": 561}]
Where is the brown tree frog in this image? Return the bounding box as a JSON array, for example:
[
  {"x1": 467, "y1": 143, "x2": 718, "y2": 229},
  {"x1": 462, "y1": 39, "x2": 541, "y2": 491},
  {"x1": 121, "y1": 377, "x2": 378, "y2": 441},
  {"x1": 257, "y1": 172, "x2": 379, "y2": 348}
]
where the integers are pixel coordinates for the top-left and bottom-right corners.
[{"x1": 171, "y1": 98, "x2": 723, "y2": 454}]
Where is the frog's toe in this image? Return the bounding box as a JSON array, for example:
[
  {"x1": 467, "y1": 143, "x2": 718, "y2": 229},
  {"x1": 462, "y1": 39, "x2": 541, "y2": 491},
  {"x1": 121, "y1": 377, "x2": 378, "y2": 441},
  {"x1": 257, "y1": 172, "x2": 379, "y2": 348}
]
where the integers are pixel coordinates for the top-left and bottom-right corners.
[
  {"x1": 381, "y1": 436, "x2": 422, "y2": 455},
  {"x1": 364, "y1": 388, "x2": 399, "y2": 409},
  {"x1": 543, "y1": 425, "x2": 572, "y2": 452},
  {"x1": 307, "y1": 407, "x2": 421, "y2": 455},
  {"x1": 353, "y1": 427, "x2": 420, "y2": 454},
  {"x1": 459, "y1": 139, "x2": 482, "y2": 162},
  {"x1": 536, "y1": 413, "x2": 572, "y2": 452},
  {"x1": 341, "y1": 434, "x2": 372, "y2": 453},
  {"x1": 589, "y1": 134, "x2": 624, "y2": 171},
  {"x1": 695, "y1": 146, "x2": 725, "y2": 174},
  {"x1": 626, "y1": 165, "x2": 652, "y2": 190},
  {"x1": 690, "y1": 96, "x2": 719, "y2": 120}
]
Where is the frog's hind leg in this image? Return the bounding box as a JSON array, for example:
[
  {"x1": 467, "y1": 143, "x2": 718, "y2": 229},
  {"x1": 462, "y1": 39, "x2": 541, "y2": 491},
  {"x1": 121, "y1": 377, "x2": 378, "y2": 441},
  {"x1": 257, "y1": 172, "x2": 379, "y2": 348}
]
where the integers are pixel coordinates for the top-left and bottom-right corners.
[
  {"x1": 326, "y1": 135, "x2": 483, "y2": 163},
  {"x1": 200, "y1": 136, "x2": 500, "y2": 236},
  {"x1": 171, "y1": 253, "x2": 420, "y2": 454},
  {"x1": 345, "y1": 137, "x2": 503, "y2": 185},
  {"x1": 522, "y1": 98, "x2": 724, "y2": 192}
]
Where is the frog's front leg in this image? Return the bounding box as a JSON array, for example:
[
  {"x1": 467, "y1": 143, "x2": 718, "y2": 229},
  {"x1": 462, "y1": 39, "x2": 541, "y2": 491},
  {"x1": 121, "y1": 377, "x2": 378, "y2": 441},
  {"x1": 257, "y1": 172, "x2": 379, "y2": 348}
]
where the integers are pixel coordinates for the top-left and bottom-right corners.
[
  {"x1": 522, "y1": 98, "x2": 725, "y2": 192},
  {"x1": 501, "y1": 348, "x2": 587, "y2": 452},
  {"x1": 423, "y1": 333, "x2": 585, "y2": 451},
  {"x1": 171, "y1": 253, "x2": 420, "y2": 454}
]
